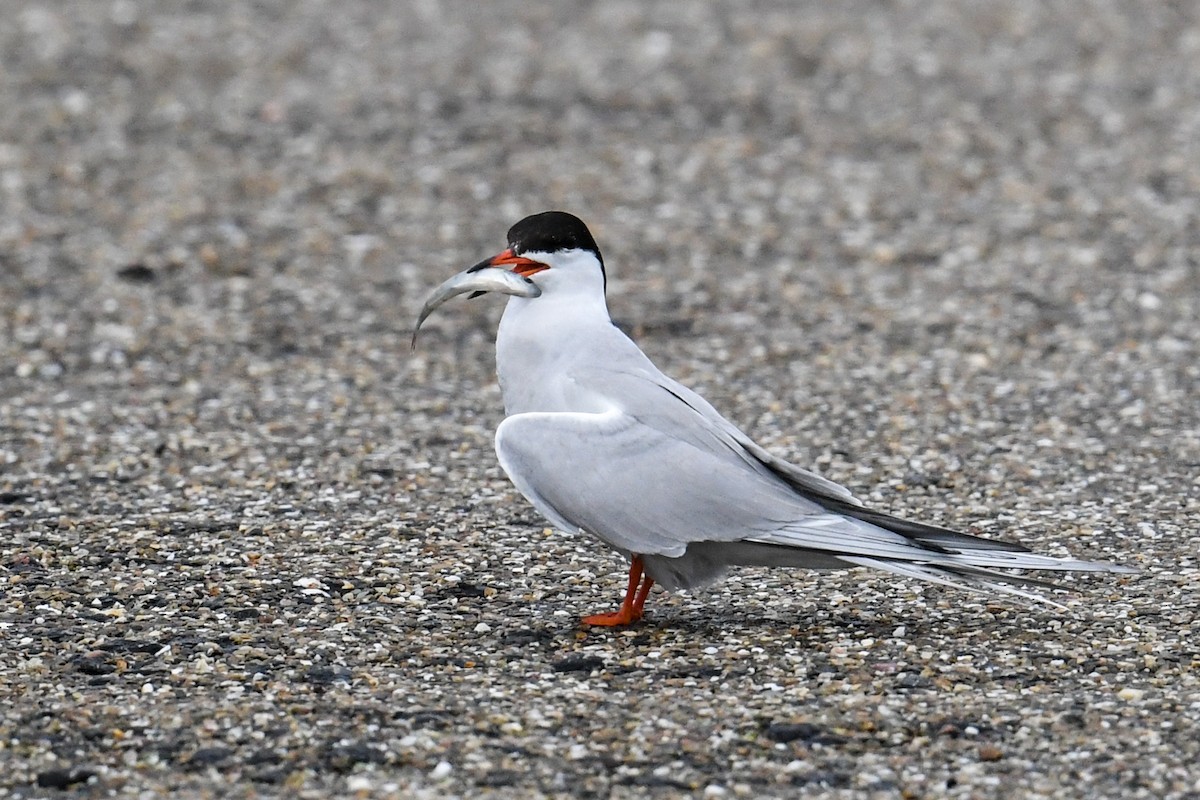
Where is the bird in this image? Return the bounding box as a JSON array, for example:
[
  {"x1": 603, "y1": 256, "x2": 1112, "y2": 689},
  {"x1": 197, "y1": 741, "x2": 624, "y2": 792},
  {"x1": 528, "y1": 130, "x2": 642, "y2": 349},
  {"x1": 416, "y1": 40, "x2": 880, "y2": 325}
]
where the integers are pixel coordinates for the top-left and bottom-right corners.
[{"x1": 412, "y1": 211, "x2": 1134, "y2": 627}]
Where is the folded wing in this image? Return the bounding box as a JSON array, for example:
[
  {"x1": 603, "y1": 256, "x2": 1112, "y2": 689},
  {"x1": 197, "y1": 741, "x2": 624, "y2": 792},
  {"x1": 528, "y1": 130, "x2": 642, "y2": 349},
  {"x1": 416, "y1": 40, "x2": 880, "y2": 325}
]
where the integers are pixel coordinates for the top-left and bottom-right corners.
[{"x1": 494, "y1": 363, "x2": 1134, "y2": 601}]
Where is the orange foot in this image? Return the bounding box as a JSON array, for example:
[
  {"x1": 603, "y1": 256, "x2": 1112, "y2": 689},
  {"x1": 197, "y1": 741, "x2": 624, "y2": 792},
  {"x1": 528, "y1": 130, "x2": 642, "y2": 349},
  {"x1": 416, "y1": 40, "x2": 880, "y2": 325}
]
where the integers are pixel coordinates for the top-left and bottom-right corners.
[
  {"x1": 581, "y1": 556, "x2": 655, "y2": 628},
  {"x1": 582, "y1": 607, "x2": 642, "y2": 627}
]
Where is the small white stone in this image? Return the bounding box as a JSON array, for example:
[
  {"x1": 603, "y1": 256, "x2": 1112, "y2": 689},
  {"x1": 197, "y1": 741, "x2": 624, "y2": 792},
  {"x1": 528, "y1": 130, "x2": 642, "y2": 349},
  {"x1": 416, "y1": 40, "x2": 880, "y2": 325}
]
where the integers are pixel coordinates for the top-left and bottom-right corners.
[
  {"x1": 430, "y1": 760, "x2": 452, "y2": 780},
  {"x1": 703, "y1": 785, "x2": 728, "y2": 798},
  {"x1": 474, "y1": 622, "x2": 491, "y2": 633},
  {"x1": 346, "y1": 775, "x2": 372, "y2": 792},
  {"x1": 61, "y1": 88, "x2": 90, "y2": 115}
]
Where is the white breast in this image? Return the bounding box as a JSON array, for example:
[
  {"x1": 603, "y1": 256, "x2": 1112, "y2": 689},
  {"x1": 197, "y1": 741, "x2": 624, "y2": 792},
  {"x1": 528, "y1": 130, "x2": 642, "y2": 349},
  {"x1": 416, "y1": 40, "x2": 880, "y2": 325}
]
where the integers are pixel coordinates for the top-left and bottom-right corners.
[{"x1": 494, "y1": 255, "x2": 639, "y2": 415}]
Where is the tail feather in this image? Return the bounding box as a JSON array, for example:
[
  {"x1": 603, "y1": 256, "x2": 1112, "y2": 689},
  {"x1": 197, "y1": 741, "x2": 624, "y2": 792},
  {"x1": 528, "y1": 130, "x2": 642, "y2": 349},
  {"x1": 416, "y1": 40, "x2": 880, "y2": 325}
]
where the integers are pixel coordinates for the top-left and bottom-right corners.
[
  {"x1": 820, "y1": 499, "x2": 1033, "y2": 553},
  {"x1": 930, "y1": 548, "x2": 1135, "y2": 573},
  {"x1": 747, "y1": 507, "x2": 1135, "y2": 606},
  {"x1": 754, "y1": 438, "x2": 1134, "y2": 604},
  {"x1": 840, "y1": 555, "x2": 1072, "y2": 609}
]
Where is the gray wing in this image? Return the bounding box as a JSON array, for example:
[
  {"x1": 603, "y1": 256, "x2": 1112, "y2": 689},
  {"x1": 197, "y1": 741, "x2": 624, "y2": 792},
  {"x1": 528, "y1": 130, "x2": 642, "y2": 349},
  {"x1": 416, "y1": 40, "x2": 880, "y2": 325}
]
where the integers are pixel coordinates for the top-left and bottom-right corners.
[
  {"x1": 593, "y1": 365, "x2": 866, "y2": 507},
  {"x1": 494, "y1": 404, "x2": 926, "y2": 560},
  {"x1": 494, "y1": 362, "x2": 1134, "y2": 602},
  {"x1": 575, "y1": 364, "x2": 1039, "y2": 555}
]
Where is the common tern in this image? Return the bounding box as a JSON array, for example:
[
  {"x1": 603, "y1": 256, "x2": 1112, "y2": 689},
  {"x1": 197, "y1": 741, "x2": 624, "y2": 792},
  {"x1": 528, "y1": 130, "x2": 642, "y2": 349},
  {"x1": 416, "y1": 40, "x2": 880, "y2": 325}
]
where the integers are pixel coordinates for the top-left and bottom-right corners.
[{"x1": 414, "y1": 211, "x2": 1134, "y2": 626}]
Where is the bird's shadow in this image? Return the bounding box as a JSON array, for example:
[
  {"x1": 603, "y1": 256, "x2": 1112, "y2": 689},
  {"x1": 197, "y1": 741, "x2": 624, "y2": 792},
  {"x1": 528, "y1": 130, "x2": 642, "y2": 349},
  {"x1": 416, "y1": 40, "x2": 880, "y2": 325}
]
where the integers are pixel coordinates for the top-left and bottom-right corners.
[
  {"x1": 497, "y1": 589, "x2": 1083, "y2": 661},
  {"x1": 629, "y1": 600, "x2": 1054, "y2": 646}
]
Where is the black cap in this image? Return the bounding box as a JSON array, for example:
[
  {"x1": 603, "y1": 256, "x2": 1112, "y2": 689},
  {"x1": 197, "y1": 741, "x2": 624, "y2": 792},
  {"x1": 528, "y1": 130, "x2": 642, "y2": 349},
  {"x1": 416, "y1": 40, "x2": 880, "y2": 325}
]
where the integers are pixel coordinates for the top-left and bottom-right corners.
[{"x1": 506, "y1": 211, "x2": 605, "y2": 287}]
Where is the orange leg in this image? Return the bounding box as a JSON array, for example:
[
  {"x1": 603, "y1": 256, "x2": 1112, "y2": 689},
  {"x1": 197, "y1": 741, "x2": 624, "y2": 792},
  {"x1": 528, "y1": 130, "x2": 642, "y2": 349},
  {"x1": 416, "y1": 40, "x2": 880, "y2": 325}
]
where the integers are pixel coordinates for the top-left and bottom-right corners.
[{"x1": 582, "y1": 555, "x2": 656, "y2": 627}]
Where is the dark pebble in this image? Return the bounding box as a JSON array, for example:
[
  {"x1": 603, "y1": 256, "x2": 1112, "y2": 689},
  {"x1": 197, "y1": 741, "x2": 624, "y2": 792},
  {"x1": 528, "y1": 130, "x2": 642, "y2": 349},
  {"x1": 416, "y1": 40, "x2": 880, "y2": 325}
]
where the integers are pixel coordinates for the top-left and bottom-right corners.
[
  {"x1": 326, "y1": 742, "x2": 388, "y2": 772},
  {"x1": 304, "y1": 665, "x2": 353, "y2": 685},
  {"x1": 36, "y1": 768, "x2": 97, "y2": 789},
  {"x1": 74, "y1": 654, "x2": 115, "y2": 676},
  {"x1": 765, "y1": 722, "x2": 848, "y2": 745},
  {"x1": 185, "y1": 747, "x2": 233, "y2": 768},
  {"x1": 551, "y1": 655, "x2": 606, "y2": 673},
  {"x1": 116, "y1": 263, "x2": 156, "y2": 282}
]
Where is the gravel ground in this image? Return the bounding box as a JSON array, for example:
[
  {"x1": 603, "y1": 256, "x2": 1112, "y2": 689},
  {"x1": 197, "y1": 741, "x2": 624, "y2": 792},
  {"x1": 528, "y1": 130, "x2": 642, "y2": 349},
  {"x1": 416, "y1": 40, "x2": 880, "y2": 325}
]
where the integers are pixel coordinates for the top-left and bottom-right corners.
[{"x1": 2, "y1": 2, "x2": 1198, "y2": 798}]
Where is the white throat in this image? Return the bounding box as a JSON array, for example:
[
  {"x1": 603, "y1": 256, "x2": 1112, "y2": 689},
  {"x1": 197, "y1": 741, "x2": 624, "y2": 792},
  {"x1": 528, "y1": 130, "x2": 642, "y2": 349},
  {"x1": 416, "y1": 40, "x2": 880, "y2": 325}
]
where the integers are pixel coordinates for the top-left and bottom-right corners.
[{"x1": 493, "y1": 249, "x2": 624, "y2": 415}]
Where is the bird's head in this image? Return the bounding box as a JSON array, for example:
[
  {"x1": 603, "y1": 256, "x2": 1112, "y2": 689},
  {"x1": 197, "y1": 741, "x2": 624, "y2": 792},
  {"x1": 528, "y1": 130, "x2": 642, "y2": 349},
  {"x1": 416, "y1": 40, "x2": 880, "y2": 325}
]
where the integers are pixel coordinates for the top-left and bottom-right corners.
[
  {"x1": 485, "y1": 210, "x2": 605, "y2": 291},
  {"x1": 412, "y1": 211, "x2": 605, "y2": 347}
]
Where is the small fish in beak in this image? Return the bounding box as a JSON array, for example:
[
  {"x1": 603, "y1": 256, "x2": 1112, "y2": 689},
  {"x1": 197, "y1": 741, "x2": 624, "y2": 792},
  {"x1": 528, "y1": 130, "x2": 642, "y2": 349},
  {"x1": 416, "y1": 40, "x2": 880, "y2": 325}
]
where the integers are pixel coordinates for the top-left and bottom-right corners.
[{"x1": 411, "y1": 267, "x2": 542, "y2": 348}]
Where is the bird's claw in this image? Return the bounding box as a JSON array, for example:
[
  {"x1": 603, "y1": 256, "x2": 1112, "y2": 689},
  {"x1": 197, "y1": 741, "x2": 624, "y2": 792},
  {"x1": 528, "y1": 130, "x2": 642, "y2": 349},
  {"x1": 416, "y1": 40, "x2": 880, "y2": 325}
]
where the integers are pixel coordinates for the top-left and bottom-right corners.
[{"x1": 581, "y1": 608, "x2": 643, "y2": 627}]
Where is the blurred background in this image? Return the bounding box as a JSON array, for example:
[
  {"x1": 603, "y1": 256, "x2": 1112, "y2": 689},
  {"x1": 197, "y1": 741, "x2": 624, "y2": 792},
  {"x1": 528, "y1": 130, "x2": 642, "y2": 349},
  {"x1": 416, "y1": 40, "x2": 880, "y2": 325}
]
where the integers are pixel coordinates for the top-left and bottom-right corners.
[{"x1": 3, "y1": 1, "x2": 1196, "y2": 491}]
